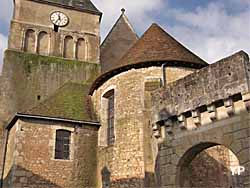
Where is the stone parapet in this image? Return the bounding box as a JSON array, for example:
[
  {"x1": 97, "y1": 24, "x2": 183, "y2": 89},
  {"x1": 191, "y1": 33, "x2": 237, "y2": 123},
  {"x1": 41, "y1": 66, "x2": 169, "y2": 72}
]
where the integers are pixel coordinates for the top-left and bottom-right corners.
[
  {"x1": 151, "y1": 51, "x2": 250, "y2": 139},
  {"x1": 152, "y1": 51, "x2": 249, "y2": 117},
  {"x1": 153, "y1": 92, "x2": 250, "y2": 139}
]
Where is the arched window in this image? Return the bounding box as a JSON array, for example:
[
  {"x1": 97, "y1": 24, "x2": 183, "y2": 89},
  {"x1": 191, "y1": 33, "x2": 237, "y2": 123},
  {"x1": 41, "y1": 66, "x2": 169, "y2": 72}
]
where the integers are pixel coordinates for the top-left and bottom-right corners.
[
  {"x1": 37, "y1": 31, "x2": 49, "y2": 55},
  {"x1": 24, "y1": 29, "x2": 36, "y2": 53},
  {"x1": 103, "y1": 89, "x2": 115, "y2": 145},
  {"x1": 55, "y1": 130, "x2": 71, "y2": 160},
  {"x1": 63, "y1": 36, "x2": 74, "y2": 59},
  {"x1": 76, "y1": 38, "x2": 85, "y2": 61}
]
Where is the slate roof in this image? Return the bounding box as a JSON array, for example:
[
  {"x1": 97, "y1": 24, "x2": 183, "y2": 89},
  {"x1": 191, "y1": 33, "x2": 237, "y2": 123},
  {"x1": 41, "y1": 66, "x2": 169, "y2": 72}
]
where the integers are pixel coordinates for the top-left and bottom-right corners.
[
  {"x1": 27, "y1": 82, "x2": 97, "y2": 122},
  {"x1": 33, "y1": 0, "x2": 102, "y2": 15},
  {"x1": 89, "y1": 23, "x2": 208, "y2": 95},
  {"x1": 100, "y1": 10, "x2": 138, "y2": 73}
]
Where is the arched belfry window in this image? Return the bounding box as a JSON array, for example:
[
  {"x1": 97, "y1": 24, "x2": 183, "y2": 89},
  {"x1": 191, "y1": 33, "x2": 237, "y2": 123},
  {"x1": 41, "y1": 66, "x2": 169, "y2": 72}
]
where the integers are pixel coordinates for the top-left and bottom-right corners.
[
  {"x1": 37, "y1": 31, "x2": 49, "y2": 55},
  {"x1": 24, "y1": 29, "x2": 36, "y2": 53},
  {"x1": 63, "y1": 36, "x2": 74, "y2": 59},
  {"x1": 76, "y1": 38, "x2": 85, "y2": 61},
  {"x1": 55, "y1": 130, "x2": 71, "y2": 160},
  {"x1": 103, "y1": 89, "x2": 115, "y2": 145}
]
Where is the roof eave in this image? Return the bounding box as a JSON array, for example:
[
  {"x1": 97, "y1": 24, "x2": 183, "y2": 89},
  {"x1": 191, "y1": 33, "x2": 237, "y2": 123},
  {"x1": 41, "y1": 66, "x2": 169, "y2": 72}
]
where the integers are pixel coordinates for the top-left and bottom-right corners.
[
  {"x1": 5, "y1": 113, "x2": 101, "y2": 131},
  {"x1": 89, "y1": 60, "x2": 207, "y2": 95},
  {"x1": 30, "y1": 0, "x2": 102, "y2": 16}
]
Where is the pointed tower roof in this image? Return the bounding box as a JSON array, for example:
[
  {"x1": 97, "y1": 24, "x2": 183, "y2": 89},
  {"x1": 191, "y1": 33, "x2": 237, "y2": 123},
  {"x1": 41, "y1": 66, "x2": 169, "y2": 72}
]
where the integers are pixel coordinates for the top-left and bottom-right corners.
[
  {"x1": 118, "y1": 23, "x2": 207, "y2": 68},
  {"x1": 89, "y1": 23, "x2": 207, "y2": 95},
  {"x1": 100, "y1": 8, "x2": 138, "y2": 73}
]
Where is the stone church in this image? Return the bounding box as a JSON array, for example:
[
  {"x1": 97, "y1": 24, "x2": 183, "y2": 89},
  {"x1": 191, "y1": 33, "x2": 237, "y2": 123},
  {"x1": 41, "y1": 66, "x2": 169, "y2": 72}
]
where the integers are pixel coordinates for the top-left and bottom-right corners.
[{"x1": 0, "y1": 0, "x2": 249, "y2": 187}]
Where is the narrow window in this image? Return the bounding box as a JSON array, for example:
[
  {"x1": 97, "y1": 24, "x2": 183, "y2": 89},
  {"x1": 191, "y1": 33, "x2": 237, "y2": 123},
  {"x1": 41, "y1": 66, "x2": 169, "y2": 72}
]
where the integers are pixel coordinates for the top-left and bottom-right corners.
[
  {"x1": 37, "y1": 31, "x2": 49, "y2": 55},
  {"x1": 54, "y1": 25, "x2": 59, "y2": 32},
  {"x1": 63, "y1": 36, "x2": 74, "y2": 59},
  {"x1": 55, "y1": 130, "x2": 71, "y2": 160},
  {"x1": 103, "y1": 90, "x2": 115, "y2": 145},
  {"x1": 24, "y1": 29, "x2": 36, "y2": 53}
]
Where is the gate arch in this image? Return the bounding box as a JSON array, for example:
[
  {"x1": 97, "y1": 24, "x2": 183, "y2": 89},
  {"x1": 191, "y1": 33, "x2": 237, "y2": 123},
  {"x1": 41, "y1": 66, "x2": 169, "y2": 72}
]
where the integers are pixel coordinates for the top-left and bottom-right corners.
[{"x1": 176, "y1": 142, "x2": 243, "y2": 188}]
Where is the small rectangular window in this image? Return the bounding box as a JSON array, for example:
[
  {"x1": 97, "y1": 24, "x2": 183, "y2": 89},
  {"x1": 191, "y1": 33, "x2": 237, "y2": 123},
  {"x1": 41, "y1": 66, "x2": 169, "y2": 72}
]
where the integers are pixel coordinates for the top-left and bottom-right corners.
[{"x1": 55, "y1": 130, "x2": 71, "y2": 160}]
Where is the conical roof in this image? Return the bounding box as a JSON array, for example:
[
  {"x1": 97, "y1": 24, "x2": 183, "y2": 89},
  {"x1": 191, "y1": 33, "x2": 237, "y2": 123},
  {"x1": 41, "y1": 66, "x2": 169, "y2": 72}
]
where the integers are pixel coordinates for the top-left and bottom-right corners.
[
  {"x1": 89, "y1": 23, "x2": 207, "y2": 95},
  {"x1": 118, "y1": 23, "x2": 207, "y2": 68},
  {"x1": 101, "y1": 10, "x2": 138, "y2": 73}
]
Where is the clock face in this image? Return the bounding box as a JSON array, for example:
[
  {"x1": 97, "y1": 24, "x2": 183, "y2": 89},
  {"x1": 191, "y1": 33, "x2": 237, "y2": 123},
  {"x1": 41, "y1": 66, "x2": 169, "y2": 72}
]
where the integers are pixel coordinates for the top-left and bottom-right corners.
[{"x1": 50, "y1": 11, "x2": 69, "y2": 27}]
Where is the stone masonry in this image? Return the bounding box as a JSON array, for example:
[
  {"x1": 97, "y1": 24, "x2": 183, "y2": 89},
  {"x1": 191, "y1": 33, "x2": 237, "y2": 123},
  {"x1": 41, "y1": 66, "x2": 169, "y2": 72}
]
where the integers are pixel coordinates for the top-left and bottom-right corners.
[
  {"x1": 151, "y1": 51, "x2": 250, "y2": 187},
  {"x1": 3, "y1": 117, "x2": 99, "y2": 188},
  {"x1": 92, "y1": 66, "x2": 195, "y2": 187}
]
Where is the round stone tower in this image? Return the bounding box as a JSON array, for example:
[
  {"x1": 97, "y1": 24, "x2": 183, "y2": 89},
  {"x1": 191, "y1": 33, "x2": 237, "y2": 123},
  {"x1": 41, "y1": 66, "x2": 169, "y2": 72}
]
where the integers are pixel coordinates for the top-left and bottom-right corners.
[{"x1": 90, "y1": 23, "x2": 207, "y2": 188}]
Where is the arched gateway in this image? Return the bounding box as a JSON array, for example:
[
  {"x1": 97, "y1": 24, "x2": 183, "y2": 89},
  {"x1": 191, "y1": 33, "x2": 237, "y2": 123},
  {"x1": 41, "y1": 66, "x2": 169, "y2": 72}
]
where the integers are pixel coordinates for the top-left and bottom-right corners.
[
  {"x1": 151, "y1": 51, "x2": 250, "y2": 188},
  {"x1": 177, "y1": 143, "x2": 242, "y2": 187}
]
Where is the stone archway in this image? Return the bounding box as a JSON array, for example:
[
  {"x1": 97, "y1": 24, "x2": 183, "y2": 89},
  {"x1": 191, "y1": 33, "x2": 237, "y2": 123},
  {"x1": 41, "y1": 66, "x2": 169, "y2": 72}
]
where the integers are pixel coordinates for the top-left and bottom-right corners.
[
  {"x1": 156, "y1": 112, "x2": 250, "y2": 188},
  {"x1": 177, "y1": 143, "x2": 243, "y2": 188}
]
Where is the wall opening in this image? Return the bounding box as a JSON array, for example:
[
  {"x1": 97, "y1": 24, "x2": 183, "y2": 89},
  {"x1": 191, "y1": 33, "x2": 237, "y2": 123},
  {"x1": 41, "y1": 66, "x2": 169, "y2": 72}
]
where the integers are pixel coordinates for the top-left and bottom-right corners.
[
  {"x1": 55, "y1": 130, "x2": 71, "y2": 160},
  {"x1": 76, "y1": 38, "x2": 85, "y2": 61},
  {"x1": 37, "y1": 95, "x2": 41, "y2": 101},
  {"x1": 53, "y1": 25, "x2": 59, "y2": 32},
  {"x1": 24, "y1": 29, "x2": 36, "y2": 53},
  {"x1": 63, "y1": 36, "x2": 74, "y2": 59},
  {"x1": 177, "y1": 144, "x2": 243, "y2": 188},
  {"x1": 102, "y1": 89, "x2": 115, "y2": 146},
  {"x1": 37, "y1": 31, "x2": 49, "y2": 55}
]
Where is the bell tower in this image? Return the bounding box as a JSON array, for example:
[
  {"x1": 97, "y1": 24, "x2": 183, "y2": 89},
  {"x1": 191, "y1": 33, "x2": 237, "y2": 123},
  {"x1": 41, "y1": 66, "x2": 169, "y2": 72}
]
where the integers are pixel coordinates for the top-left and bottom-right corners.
[{"x1": 9, "y1": 0, "x2": 102, "y2": 63}]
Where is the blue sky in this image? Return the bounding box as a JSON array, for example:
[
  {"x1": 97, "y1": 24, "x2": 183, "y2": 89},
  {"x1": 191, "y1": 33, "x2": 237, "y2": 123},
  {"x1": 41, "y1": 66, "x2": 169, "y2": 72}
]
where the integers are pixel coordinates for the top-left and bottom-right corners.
[{"x1": 0, "y1": 0, "x2": 249, "y2": 73}]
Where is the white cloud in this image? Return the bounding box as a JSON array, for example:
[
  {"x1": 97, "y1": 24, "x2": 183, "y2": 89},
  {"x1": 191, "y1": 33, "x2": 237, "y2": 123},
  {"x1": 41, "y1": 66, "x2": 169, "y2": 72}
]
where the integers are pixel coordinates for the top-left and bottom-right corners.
[
  {"x1": 0, "y1": 0, "x2": 12, "y2": 23},
  {"x1": 0, "y1": 33, "x2": 7, "y2": 74},
  {"x1": 0, "y1": 0, "x2": 248, "y2": 66},
  {"x1": 163, "y1": 1, "x2": 250, "y2": 63},
  {"x1": 92, "y1": 0, "x2": 165, "y2": 39}
]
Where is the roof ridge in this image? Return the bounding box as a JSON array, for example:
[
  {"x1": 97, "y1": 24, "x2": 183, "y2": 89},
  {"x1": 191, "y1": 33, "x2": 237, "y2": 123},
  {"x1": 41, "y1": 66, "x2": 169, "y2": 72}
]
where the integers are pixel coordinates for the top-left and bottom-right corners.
[{"x1": 101, "y1": 10, "x2": 138, "y2": 47}]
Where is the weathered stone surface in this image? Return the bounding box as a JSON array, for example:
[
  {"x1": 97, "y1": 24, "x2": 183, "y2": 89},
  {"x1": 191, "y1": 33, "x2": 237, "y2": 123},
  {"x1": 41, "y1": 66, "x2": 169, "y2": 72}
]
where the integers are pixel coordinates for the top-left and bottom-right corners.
[
  {"x1": 3, "y1": 118, "x2": 98, "y2": 188},
  {"x1": 92, "y1": 66, "x2": 194, "y2": 187},
  {"x1": 152, "y1": 51, "x2": 250, "y2": 117},
  {"x1": 9, "y1": 0, "x2": 101, "y2": 61}
]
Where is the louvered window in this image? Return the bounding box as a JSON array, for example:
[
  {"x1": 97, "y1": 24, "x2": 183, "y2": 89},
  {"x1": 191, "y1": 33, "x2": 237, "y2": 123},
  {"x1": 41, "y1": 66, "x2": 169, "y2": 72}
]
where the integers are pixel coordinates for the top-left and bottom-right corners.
[{"x1": 55, "y1": 130, "x2": 71, "y2": 160}]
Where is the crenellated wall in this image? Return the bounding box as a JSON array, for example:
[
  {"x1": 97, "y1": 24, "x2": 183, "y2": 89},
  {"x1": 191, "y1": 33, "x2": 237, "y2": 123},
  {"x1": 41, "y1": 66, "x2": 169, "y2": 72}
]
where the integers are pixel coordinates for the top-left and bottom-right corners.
[
  {"x1": 151, "y1": 51, "x2": 250, "y2": 188},
  {"x1": 151, "y1": 51, "x2": 250, "y2": 132}
]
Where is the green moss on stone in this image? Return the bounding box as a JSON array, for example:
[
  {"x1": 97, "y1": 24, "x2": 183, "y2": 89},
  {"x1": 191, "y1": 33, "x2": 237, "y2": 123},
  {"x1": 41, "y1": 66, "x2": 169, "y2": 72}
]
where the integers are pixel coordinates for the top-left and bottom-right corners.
[
  {"x1": 27, "y1": 83, "x2": 96, "y2": 121},
  {"x1": 5, "y1": 50, "x2": 101, "y2": 79},
  {"x1": 3, "y1": 50, "x2": 100, "y2": 121}
]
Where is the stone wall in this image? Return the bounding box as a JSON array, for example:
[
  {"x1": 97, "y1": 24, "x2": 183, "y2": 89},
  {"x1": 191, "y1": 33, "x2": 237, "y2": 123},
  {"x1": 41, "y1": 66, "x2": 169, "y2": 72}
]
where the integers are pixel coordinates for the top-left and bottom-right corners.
[
  {"x1": 92, "y1": 66, "x2": 194, "y2": 187},
  {"x1": 150, "y1": 51, "x2": 250, "y2": 187},
  {"x1": 2, "y1": 118, "x2": 98, "y2": 188},
  {"x1": 183, "y1": 145, "x2": 239, "y2": 187},
  {"x1": 0, "y1": 49, "x2": 100, "y2": 128},
  {"x1": 0, "y1": 50, "x2": 100, "y2": 182},
  {"x1": 9, "y1": 0, "x2": 100, "y2": 62},
  {"x1": 156, "y1": 111, "x2": 250, "y2": 187},
  {"x1": 152, "y1": 51, "x2": 250, "y2": 118}
]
